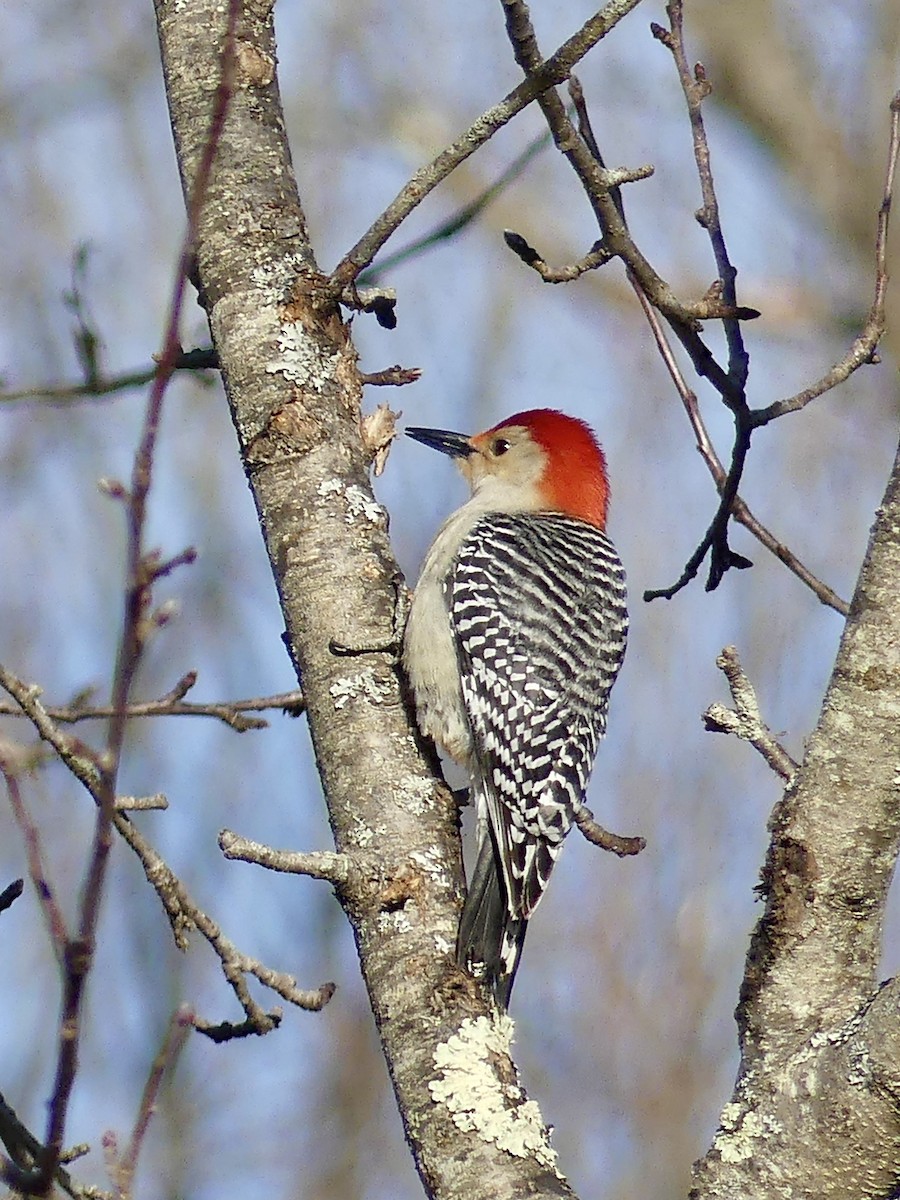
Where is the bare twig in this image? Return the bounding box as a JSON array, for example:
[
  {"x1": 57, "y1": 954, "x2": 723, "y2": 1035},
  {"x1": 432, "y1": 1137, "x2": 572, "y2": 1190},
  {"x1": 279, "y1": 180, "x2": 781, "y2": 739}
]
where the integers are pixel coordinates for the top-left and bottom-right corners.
[
  {"x1": 0, "y1": 665, "x2": 105, "y2": 793},
  {"x1": 656, "y1": 2, "x2": 750, "y2": 394},
  {"x1": 0, "y1": 752, "x2": 69, "y2": 964},
  {"x1": 117, "y1": 794, "x2": 169, "y2": 811},
  {"x1": 503, "y1": 231, "x2": 613, "y2": 281},
  {"x1": 0, "y1": 1092, "x2": 79, "y2": 1199},
  {"x1": 0, "y1": 348, "x2": 217, "y2": 406},
  {"x1": 0, "y1": 674, "x2": 307, "y2": 732},
  {"x1": 572, "y1": 804, "x2": 646, "y2": 856},
  {"x1": 642, "y1": 48, "x2": 898, "y2": 600},
  {"x1": 639, "y1": 2, "x2": 757, "y2": 597},
  {"x1": 219, "y1": 830, "x2": 353, "y2": 885},
  {"x1": 358, "y1": 127, "x2": 554, "y2": 285},
  {"x1": 330, "y1": 0, "x2": 645, "y2": 287},
  {"x1": 5, "y1": 10, "x2": 243, "y2": 1193},
  {"x1": 358, "y1": 367, "x2": 421, "y2": 388},
  {"x1": 189, "y1": 904, "x2": 335, "y2": 1040},
  {"x1": 751, "y1": 90, "x2": 900, "y2": 427},
  {"x1": 631, "y1": 263, "x2": 849, "y2": 614},
  {"x1": 502, "y1": 0, "x2": 758, "y2": 335},
  {"x1": 0, "y1": 878, "x2": 23, "y2": 915},
  {"x1": 500, "y1": 1, "x2": 759, "y2": 603},
  {"x1": 110, "y1": 1006, "x2": 194, "y2": 1200},
  {"x1": 0, "y1": 664, "x2": 330, "y2": 1030},
  {"x1": 703, "y1": 645, "x2": 798, "y2": 782}
]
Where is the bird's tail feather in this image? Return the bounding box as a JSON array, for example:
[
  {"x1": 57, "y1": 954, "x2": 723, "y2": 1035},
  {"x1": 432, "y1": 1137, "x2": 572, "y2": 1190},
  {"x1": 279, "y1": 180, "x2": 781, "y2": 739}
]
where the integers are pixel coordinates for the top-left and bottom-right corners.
[{"x1": 457, "y1": 833, "x2": 526, "y2": 1009}]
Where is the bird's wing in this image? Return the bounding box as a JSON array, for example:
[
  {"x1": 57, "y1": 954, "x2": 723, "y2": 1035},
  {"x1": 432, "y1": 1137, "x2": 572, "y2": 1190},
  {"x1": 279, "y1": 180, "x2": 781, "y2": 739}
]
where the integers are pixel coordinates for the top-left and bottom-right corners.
[{"x1": 448, "y1": 511, "x2": 627, "y2": 919}]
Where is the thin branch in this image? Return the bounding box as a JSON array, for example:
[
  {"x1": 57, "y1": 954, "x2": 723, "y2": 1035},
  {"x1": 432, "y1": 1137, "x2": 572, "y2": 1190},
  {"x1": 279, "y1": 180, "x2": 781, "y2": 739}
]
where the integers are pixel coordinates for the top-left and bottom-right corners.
[
  {"x1": 0, "y1": 348, "x2": 217, "y2": 406},
  {"x1": 571, "y1": 804, "x2": 646, "y2": 856},
  {"x1": 0, "y1": 878, "x2": 23, "y2": 915},
  {"x1": 116, "y1": 794, "x2": 169, "y2": 811},
  {"x1": 189, "y1": 902, "x2": 336, "y2": 1040},
  {"x1": 631, "y1": 255, "x2": 849, "y2": 613},
  {"x1": 358, "y1": 127, "x2": 553, "y2": 284},
  {"x1": 110, "y1": 1006, "x2": 194, "y2": 1200},
  {"x1": 751, "y1": 90, "x2": 900, "y2": 428},
  {"x1": 729, "y1": 496, "x2": 849, "y2": 616},
  {"x1": 499, "y1": 1, "x2": 762, "y2": 603},
  {"x1": 503, "y1": 0, "x2": 758, "y2": 331},
  {"x1": 0, "y1": 754, "x2": 69, "y2": 963},
  {"x1": 0, "y1": 1092, "x2": 79, "y2": 1200},
  {"x1": 219, "y1": 830, "x2": 353, "y2": 885},
  {"x1": 656, "y1": 1, "x2": 750, "y2": 393},
  {"x1": 643, "y1": 87, "x2": 898, "y2": 601},
  {"x1": 0, "y1": 664, "x2": 329, "y2": 1033},
  {"x1": 703, "y1": 645, "x2": 798, "y2": 782},
  {"x1": 329, "y1": 0, "x2": 646, "y2": 287},
  {"x1": 637, "y1": 3, "x2": 755, "y2": 596},
  {"x1": 0, "y1": 665, "x2": 111, "y2": 795},
  {"x1": 503, "y1": 231, "x2": 613, "y2": 281},
  {"x1": 358, "y1": 366, "x2": 421, "y2": 388},
  {"x1": 8, "y1": 10, "x2": 242, "y2": 1192},
  {"x1": 0, "y1": 676, "x2": 307, "y2": 733}
]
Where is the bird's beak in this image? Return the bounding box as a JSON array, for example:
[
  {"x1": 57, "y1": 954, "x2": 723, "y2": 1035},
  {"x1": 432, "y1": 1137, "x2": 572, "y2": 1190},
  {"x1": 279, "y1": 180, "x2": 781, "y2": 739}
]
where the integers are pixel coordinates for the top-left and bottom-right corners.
[{"x1": 404, "y1": 426, "x2": 473, "y2": 459}]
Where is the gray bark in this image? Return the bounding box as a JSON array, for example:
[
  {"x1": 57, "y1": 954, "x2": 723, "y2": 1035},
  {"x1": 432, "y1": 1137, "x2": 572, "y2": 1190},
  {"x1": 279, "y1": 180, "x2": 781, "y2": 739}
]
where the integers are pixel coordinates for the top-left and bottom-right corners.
[
  {"x1": 692, "y1": 438, "x2": 900, "y2": 1198},
  {"x1": 153, "y1": 0, "x2": 580, "y2": 1196}
]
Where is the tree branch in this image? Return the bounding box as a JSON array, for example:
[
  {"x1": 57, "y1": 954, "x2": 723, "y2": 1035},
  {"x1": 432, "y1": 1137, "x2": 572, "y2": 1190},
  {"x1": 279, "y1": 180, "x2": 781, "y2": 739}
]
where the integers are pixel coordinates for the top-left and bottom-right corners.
[
  {"x1": 330, "y1": 0, "x2": 645, "y2": 287},
  {"x1": 692, "y1": 432, "x2": 900, "y2": 1197},
  {"x1": 703, "y1": 645, "x2": 798, "y2": 782},
  {"x1": 0, "y1": 674, "x2": 307, "y2": 732},
  {"x1": 751, "y1": 90, "x2": 900, "y2": 427},
  {"x1": 219, "y1": 831, "x2": 353, "y2": 885},
  {"x1": 155, "y1": 0, "x2": 589, "y2": 1192},
  {"x1": 0, "y1": 348, "x2": 217, "y2": 406}
]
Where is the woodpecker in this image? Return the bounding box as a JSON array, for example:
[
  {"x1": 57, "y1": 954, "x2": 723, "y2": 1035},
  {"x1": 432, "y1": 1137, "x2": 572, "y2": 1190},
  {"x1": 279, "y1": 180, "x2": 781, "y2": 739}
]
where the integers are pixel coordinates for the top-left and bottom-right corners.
[{"x1": 402, "y1": 407, "x2": 627, "y2": 1008}]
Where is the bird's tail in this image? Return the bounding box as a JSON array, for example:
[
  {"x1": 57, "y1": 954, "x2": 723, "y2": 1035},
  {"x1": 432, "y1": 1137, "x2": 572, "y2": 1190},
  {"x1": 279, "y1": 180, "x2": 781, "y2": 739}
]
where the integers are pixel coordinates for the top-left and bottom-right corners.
[{"x1": 457, "y1": 831, "x2": 526, "y2": 1009}]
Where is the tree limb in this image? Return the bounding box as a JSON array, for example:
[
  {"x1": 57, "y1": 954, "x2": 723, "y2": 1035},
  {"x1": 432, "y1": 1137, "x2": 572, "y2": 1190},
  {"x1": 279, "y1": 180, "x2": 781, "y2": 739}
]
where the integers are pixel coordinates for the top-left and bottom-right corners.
[
  {"x1": 691, "y1": 431, "x2": 900, "y2": 1198},
  {"x1": 154, "y1": 0, "x2": 590, "y2": 1193}
]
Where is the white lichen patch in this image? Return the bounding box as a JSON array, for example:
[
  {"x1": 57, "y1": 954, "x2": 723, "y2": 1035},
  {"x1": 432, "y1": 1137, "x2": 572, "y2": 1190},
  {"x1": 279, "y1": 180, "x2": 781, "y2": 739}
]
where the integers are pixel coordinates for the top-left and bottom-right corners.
[
  {"x1": 410, "y1": 845, "x2": 449, "y2": 883},
  {"x1": 345, "y1": 484, "x2": 384, "y2": 525},
  {"x1": 317, "y1": 478, "x2": 343, "y2": 499},
  {"x1": 376, "y1": 908, "x2": 412, "y2": 934},
  {"x1": 250, "y1": 254, "x2": 309, "y2": 304},
  {"x1": 266, "y1": 323, "x2": 336, "y2": 388},
  {"x1": 396, "y1": 775, "x2": 437, "y2": 816},
  {"x1": 429, "y1": 1015, "x2": 559, "y2": 1172},
  {"x1": 329, "y1": 670, "x2": 393, "y2": 710},
  {"x1": 714, "y1": 1103, "x2": 781, "y2": 1164},
  {"x1": 315, "y1": 478, "x2": 386, "y2": 526},
  {"x1": 847, "y1": 1043, "x2": 872, "y2": 1088}
]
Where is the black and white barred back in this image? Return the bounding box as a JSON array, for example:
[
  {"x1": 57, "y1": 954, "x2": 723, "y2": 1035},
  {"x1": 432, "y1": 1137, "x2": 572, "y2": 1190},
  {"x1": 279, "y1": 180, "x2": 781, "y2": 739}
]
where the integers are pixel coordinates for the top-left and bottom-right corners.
[{"x1": 449, "y1": 511, "x2": 628, "y2": 1007}]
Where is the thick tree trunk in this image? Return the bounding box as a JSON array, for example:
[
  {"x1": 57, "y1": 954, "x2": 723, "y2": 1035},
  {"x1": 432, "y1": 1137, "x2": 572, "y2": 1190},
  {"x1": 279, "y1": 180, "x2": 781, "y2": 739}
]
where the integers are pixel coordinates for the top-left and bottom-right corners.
[
  {"x1": 153, "y1": 1, "x2": 580, "y2": 1196},
  {"x1": 692, "y1": 435, "x2": 900, "y2": 1198}
]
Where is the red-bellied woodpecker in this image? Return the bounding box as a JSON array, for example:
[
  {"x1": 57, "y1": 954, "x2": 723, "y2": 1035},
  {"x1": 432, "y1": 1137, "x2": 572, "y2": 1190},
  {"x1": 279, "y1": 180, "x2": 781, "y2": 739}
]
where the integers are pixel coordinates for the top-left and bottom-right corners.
[{"x1": 402, "y1": 407, "x2": 627, "y2": 1008}]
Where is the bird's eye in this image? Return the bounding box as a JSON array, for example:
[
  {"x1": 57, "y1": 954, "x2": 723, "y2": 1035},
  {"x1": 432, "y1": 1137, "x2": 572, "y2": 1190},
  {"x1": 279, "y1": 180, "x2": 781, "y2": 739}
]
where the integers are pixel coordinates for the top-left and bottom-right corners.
[{"x1": 492, "y1": 438, "x2": 511, "y2": 457}]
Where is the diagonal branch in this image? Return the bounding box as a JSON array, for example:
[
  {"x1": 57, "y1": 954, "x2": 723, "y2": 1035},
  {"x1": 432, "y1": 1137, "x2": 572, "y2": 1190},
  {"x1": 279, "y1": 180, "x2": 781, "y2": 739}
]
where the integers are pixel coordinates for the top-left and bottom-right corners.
[
  {"x1": 702, "y1": 645, "x2": 797, "y2": 782},
  {"x1": 330, "y1": 0, "x2": 645, "y2": 287},
  {"x1": 751, "y1": 90, "x2": 900, "y2": 428}
]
